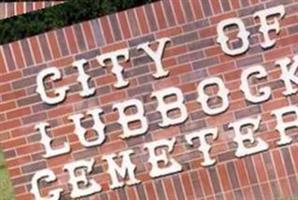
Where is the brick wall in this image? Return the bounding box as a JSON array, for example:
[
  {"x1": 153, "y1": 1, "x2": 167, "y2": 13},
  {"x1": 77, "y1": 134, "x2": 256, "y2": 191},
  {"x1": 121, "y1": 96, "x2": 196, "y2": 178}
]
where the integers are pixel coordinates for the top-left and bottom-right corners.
[
  {"x1": 0, "y1": 0, "x2": 298, "y2": 199},
  {"x1": 0, "y1": 1, "x2": 64, "y2": 19}
]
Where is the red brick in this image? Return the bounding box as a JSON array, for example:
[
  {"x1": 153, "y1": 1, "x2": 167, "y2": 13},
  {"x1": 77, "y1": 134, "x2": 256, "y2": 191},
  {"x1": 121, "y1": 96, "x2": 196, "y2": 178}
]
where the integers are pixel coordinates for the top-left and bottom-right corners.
[
  {"x1": 198, "y1": 169, "x2": 213, "y2": 196},
  {"x1": 181, "y1": 173, "x2": 195, "y2": 198},
  {"x1": 279, "y1": 178, "x2": 292, "y2": 198},
  {"x1": 144, "y1": 182, "x2": 157, "y2": 200},
  {"x1": 242, "y1": 187, "x2": 254, "y2": 200},
  {"x1": 64, "y1": 26, "x2": 78, "y2": 54},
  {"x1": 199, "y1": 26, "x2": 217, "y2": 38},
  {"x1": 290, "y1": 145, "x2": 298, "y2": 173},
  {"x1": 82, "y1": 21, "x2": 96, "y2": 49},
  {"x1": 10, "y1": 41, "x2": 25, "y2": 68},
  {"x1": 48, "y1": 154, "x2": 73, "y2": 167},
  {"x1": 0, "y1": 101, "x2": 16, "y2": 112},
  {"x1": 135, "y1": 7, "x2": 149, "y2": 34},
  {"x1": 281, "y1": 15, "x2": 298, "y2": 27},
  {"x1": 16, "y1": 3, "x2": 24, "y2": 15},
  {"x1": 223, "y1": 191, "x2": 234, "y2": 200},
  {"x1": 262, "y1": 98, "x2": 289, "y2": 112},
  {"x1": 190, "y1": 0, "x2": 203, "y2": 19},
  {"x1": 16, "y1": 143, "x2": 42, "y2": 156},
  {"x1": 118, "y1": 11, "x2": 131, "y2": 39},
  {"x1": 29, "y1": 36, "x2": 43, "y2": 63},
  {"x1": 0, "y1": 83, "x2": 11, "y2": 93},
  {"x1": 253, "y1": 154, "x2": 268, "y2": 183},
  {"x1": 154, "y1": 76, "x2": 180, "y2": 90},
  {"x1": 208, "y1": 62, "x2": 235, "y2": 75},
  {"x1": 278, "y1": 34, "x2": 298, "y2": 47},
  {"x1": 217, "y1": 164, "x2": 232, "y2": 191},
  {"x1": 100, "y1": 140, "x2": 126, "y2": 154},
  {"x1": 100, "y1": 16, "x2": 114, "y2": 44},
  {"x1": 205, "y1": 46, "x2": 222, "y2": 57},
  {"x1": 9, "y1": 167, "x2": 21, "y2": 178},
  {"x1": 48, "y1": 105, "x2": 73, "y2": 118},
  {"x1": 127, "y1": 187, "x2": 138, "y2": 200},
  {"x1": 271, "y1": 149, "x2": 287, "y2": 177},
  {"x1": 171, "y1": 0, "x2": 185, "y2": 24},
  {"x1": 49, "y1": 56, "x2": 73, "y2": 68},
  {"x1": 2, "y1": 89, "x2": 26, "y2": 101},
  {"x1": 260, "y1": 182, "x2": 273, "y2": 199},
  {"x1": 224, "y1": 69, "x2": 242, "y2": 82},
  {"x1": 172, "y1": 62, "x2": 192, "y2": 74},
  {"x1": 211, "y1": 11, "x2": 237, "y2": 24},
  {"x1": 207, "y1": 113, "x2": 234, "y2": 126},
  {"x1": 35, "y1": 2, "x2": 43, "y2": 10},
  {"x1": 264, "y1": 46, "x2": 292, "y2": 61},
  {"x1": 164, "y1": 45, "x2": 187, "y2": 58},
  {"x1": 156, "y1": 27, "x2": 182, "y2": 38},
  {"x1": 52, "y1": 124, "x2": 73, "y2": 137},
  {"x1": 153, "y1": 2, "x2": 167, "y2": 29},
  {"x1": 102, "y1": 41, "x2": 127, "y2": 53},
  {"x1": 210, "y1": 0, "x2": 222, "y2": 14},
  {"x1": 7, "y1": 107, "x2": 31, "y2": 119},
  {"x1": 163, "y1": 178, "x2": 177, "y2": 200},
  {"x1": 1, "y1": 137, "x2": 26, "y2": 149},
  {"x1": 153, "y1": 127, "x2": 180, "y2": 140},
  {"x1": 16, "y1": 194, "x2": 32, "y2": 200},
  {"x1": 234, "y1": 159, "x2": 250, "y2": 186},
  {"x1": 95, "y1": 74, "x2": 115, "y2": 86},
  {"x1": 47, "y1": 31, "x2": 61, "y2": 59},
  {"x1": 0, "y1": 48, "x2": 7, "y2": 74}
]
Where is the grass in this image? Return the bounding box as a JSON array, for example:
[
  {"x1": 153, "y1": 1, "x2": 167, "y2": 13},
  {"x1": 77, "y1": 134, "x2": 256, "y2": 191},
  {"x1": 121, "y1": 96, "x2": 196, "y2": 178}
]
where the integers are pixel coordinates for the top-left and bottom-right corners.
[{"x1": 0, "y1": 151, "x2": 14, "y2": 200}]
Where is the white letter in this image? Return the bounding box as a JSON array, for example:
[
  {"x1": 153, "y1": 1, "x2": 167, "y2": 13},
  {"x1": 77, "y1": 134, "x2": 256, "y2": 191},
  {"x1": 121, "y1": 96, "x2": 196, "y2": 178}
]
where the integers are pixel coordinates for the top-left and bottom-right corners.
[
  {"x1": 217, "y1": 18, "x2": 250, "y2": 56},
  {"x1": 68, "y1": 108, "x2": 106, "y2": 147},
  {"x1": 137, "y1": 37, "x2": 171, "y2": 78},
  {"x1": 96, "y1": 49, "x2": 129, "y2": 88},
  {"x1": 102, "y1": 149, "x2": 140, "y2": 189},
  {"x1": 151, "y1": 87, "x2": 188, "y2": 127},
  {"x1": 229, "y1": 116, "x2": 269, "y2": 157},
  {"x1": 276, "y1": 55, "x2": 298, "y2": 96},
  {"x1": 197, "y1": 77, "x2": 230, "y2": 115},
  {"x1": 73, "y1": 59, "x2": 95, "y2": 97},
  {"x1": 35, "y1": 122, "x2": 70, "y2": 158},
  {"x1": 271, "y1": 105, "x2": 296, "y2": 145},
  {"x1": 64, "y1": 159, "x2": 101, "y2": 198},
  {"x1": 254, "y1": 5, "x2": 285, "y2": 49},
  {"x1": 185, "y1": 128, "x2": 218, "y2": 166},
  {"x1": 36, "y1": 67, "x2": 69, "y2": 105},
  {"x1": 113, "y1": 99, "x2": 148, "y2": 138},
  {"x1": 240, "y1": 65, "x2": 271, "y2": 103},
  {"x1": 144, "y1": 138, "x2": 182, "y2": 178},
  {"x1": 30, "y1": 169, "x2": 62, "y2": 200}
]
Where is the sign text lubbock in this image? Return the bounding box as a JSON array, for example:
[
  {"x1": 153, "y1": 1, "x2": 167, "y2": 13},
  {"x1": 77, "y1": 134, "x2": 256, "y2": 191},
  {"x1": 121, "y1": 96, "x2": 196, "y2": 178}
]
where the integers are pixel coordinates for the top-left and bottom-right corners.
[{"x1": 31, "y1": 5, "x2": 296, "y2": 199}]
